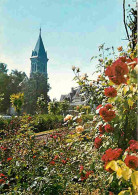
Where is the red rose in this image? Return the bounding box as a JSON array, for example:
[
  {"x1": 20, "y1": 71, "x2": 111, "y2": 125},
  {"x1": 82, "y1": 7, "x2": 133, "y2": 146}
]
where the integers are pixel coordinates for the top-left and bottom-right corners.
[
  {"x1": 49, "y1": 160, "x2": 55, "y2": 165},
  {"x1": 53, "y1": 155, "x2": 59, "y2": 160},
  {"x1": 96, "y1": 104, "x2": 102, "y2": 110},
  {"x1": 94, "y1": 137, "x2": 102, "y2": 149},
  {"x1": 105, "y1": 66, "x2": 113, "y2": 77},
  {"x1": 125, "y1": 155, "x2": 138, "y2": 169},
  {"x1": 104, "y1": 87, "x2": 117, "y2": 97},
  {"x1": 99, "y1": 125, "x2": 105, "y2": 134},
  {"x1": 53, "y1": 135, "x2": 57, "y2": 139},
  {"x1": 112, "y1": 58, "x2": 129, "y2": 76},
  {"x1": 109, "y1": 192, "x2": 114, "y2": 195},
  {"x1": 7, "y1": 157, "x2": 12, "y2": 162},
  {"x1": 105, "y1": 124, "x2": 114, "y2": 133},
  {"x1": 0, "y1": 179, "x2": 5, "y2": 184},
  {"x1": 99, "y1": 107, "x2": 115, "y2": 122},
  {"x1": 129, "y1": 140, "x2": 137, "y2": 145},
  {"x1": 61, "y1": 159, "x2": 66, "y2": 165},
  {"x1": 80, "y1": 165, "x2": 84, "y2": 172},
  {"x1": 105, "y1": 104, "x2": 112, "y2": 110},
  {"x1": 102, "y1": 148, "x2": 122, "y2": 163},
  {"x1": 105, "y1": 110, "x2": 116, "y2": 122},
  {"x1": 0, "y1": 173, "x2": 5, "y2": 177},
  {"x1": 105, "y1": 57, "x2": 129, "y2": 85},
  {"x1": 99, "y1": 107, "x2": 109, "y2": 117},
  {"x1": 126, "y1": 140, "x2": 138, "y2": 153}
]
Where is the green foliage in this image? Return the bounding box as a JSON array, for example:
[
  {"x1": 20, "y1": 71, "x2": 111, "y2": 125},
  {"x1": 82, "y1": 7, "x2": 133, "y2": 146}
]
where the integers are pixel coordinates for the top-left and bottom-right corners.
[
  {"x1": 0, "y1": 66, "x2": 27, "y2": 113},
  {"x1": 32, "y1": 114, "x2": 63, "y2": 132},
  {"x1": 36, "y1": 94, "x2": 47, "y2": 114},
  {"x1": 76, "y1": 105, "x2": 91, "y2": 114},
  {"x1": 0, "y1": 63, "x2": 8, "y2": 74},
  {"x1": 10, "y1": 93, "x2": 24, "y2": 115},
  {"x1": 48, "y1": 100, "x2": 69, "y2": 116},
  {"x1": 0, "y1": 93, "x2": 4, "y2": 108},
  {"x1": 22, "y1": 73, "x2": 50, "y2": 114},
  {"x1": 81, "y1": 114, "x2": 93, "y2": 122}
]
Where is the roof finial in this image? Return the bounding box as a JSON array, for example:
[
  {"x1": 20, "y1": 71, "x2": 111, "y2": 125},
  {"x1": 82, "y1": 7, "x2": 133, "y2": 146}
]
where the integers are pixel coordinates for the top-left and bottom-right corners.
[{"x1": 39, "y1": 27, "x2": 41, "y2": 35}]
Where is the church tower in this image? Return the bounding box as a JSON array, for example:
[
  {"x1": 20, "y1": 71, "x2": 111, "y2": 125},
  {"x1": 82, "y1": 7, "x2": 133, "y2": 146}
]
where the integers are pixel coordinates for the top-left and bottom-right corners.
[{"x1": 30, "y1": 29, "x2": 48, "y2": 76}]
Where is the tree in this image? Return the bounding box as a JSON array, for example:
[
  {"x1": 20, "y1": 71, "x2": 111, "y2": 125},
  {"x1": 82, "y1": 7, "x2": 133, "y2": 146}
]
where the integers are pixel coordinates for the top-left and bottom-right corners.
[
  {"x1": 36, "y1": 94, "x2": 47, "y2": 114},
  {"x1": 0, "y1": 94, "x2": 4, "y2": 108},
  {"x1": 22, "y1": 73, "x2": 50, "y2": 114},
  {"x1": 10, "y1": 93, "x2": 24, "y2": 116},
  {"x1": 123, "y1": 0, "x2": 137, "y2": 49},
  {"x1": 48, "y1": 100, "x2": 69, "y2": 116},
  {"x1": 0, "y1": 64, "x2": 27, "y2": 113},
  {"x1": 0, "y1": 63, "x2": 8, "y2": 74}
]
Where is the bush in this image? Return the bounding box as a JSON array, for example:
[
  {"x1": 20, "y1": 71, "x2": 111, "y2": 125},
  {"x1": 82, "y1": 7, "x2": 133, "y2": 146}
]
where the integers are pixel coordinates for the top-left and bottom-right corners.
[
  {"x1": 32, "y1": 114, "x2": 64, "y2": 132},
  {"x1": 81, "y1": 114, "x2": 93, "y2": 122},
  {"x1": 0, "y1": 117, "x2": 7, "y2": 129}
]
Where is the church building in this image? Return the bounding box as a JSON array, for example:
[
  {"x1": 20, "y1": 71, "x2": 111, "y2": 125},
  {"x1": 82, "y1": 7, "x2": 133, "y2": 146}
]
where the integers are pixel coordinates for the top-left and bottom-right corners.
[{"x1": 30, "y1": 29, "x2": 48, "y2": 76}]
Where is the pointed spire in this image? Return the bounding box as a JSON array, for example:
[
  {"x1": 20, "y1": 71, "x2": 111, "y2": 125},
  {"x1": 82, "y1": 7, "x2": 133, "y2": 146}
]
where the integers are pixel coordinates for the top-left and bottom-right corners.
[
  {"x1": 39, "y1": 27, "x2": 41, "y2": 36},
  {"x1": 32, "y1": 28, "x2": 47, "y2": 57}
]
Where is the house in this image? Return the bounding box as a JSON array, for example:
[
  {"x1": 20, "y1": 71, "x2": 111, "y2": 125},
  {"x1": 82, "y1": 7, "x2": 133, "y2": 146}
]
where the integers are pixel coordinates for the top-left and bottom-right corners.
[{"x1": 60, "y1": 87, "x2": 86, "y2": 107}]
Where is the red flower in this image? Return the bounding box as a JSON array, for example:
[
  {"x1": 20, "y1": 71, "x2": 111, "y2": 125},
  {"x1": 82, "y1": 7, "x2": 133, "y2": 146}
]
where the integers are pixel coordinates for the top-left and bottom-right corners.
[
  {"x1": 28, "y1": 116, "x2": 32, "y2": 121},
  {"x1": 109, "y1": 192, "x2": 114, "y2": 195},
  {"x1": 99, "y1": 107, "x2": 109, "y2": 117},
  {"x1": 104, "y1": 87, "x2": 117, "y2": 97},
  {"x1": 0, "y1": 173, "x2": 5, "y2": 177},
  {"x1": 126, "y1": 140, "x2": 138, "y2": 153},
  {"x1": 105, "y1": 57, "x2": 129, "y2": 85},
  {"x1": 104, "y1": 124, "x2": 114, "y2": 133},
  {"x1": 105, "y1": 66, "x2": 113, "y2": 77},
  {"x1": 0, "y1": 179, "x2": 5, "y2": 184},
  {"x1": 129, "y1": 143, "x2": 138, "y2": 153},
  {"x1": 53, "y1": 135, "x2": 57, "y2": 139},
  {"x1": 102, "y1": 148, "x2": 122, "y2": 163},
  {"x1": 96, "y1": 104, "x2": 102, "y2": 110},
  {"x1": 53, "y1": 155, "x2": 59, "y2": 160},
  {"x1": 99, "y1": 125, "x2": 105, "y2": 134},
  {"x1": 112, "y1": 58, "x2": 129, "y2": 76},
  {"x1": 125, "y1": 155, "x2": 138, "y2": 169},
  {"x1": 129, "y1": 140, "x2": 137, "y2": 145},
  {"x1": 94, "y1": 137, "x2": 102, "y2": 149},
  {"x1": 85, "y1": 171, "x2": 94, "y2": 179},
  {"x1": 105, "y1": 104, "x2": 112, "y2": 110},
  {"x1": 7, "y1": 157, "x2": 12, "y2": 162},
  {"x1": 80, "y1": 165, "x2": 84, "y2": 172},
  {"x1": 128, "y1": 58, "x2": 137, "y2": 69},
  {"x1": 99, "y1": 107, "x2": 115, "y2": 122},
  {"x1": 80, "y1": 170, "x2": 94, "y2": 181},
  {"x1": 33, "y1": 155, "x2": 36, "y2": 159},
  {"x1": 61, "y1": 159, "x2": 66, "y2": 165},
  {"x1": 49, "y1": 160, "x2": 55, "y2": 165}
]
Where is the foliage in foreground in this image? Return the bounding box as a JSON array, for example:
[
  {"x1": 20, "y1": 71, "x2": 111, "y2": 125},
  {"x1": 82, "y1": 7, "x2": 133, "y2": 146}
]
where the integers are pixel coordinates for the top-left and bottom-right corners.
[{"x1": 0, "y1": 40, "x2": 137, "y2": 193}]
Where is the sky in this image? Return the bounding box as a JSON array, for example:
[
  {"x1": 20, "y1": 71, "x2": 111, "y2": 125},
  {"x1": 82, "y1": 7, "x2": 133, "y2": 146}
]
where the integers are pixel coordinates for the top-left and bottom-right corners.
[{"x1": 0, "y1": 0, "x2": 132, "y2": 100}]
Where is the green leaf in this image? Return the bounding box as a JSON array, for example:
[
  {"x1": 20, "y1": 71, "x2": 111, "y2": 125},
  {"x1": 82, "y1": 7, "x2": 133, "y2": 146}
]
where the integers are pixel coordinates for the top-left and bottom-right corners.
[
  {"x1": 128, "y1": 98, "x2": 134, "y2": 107},
  {"x1": 8, "y1": 168, "x2": 12, "y2": 176}
]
